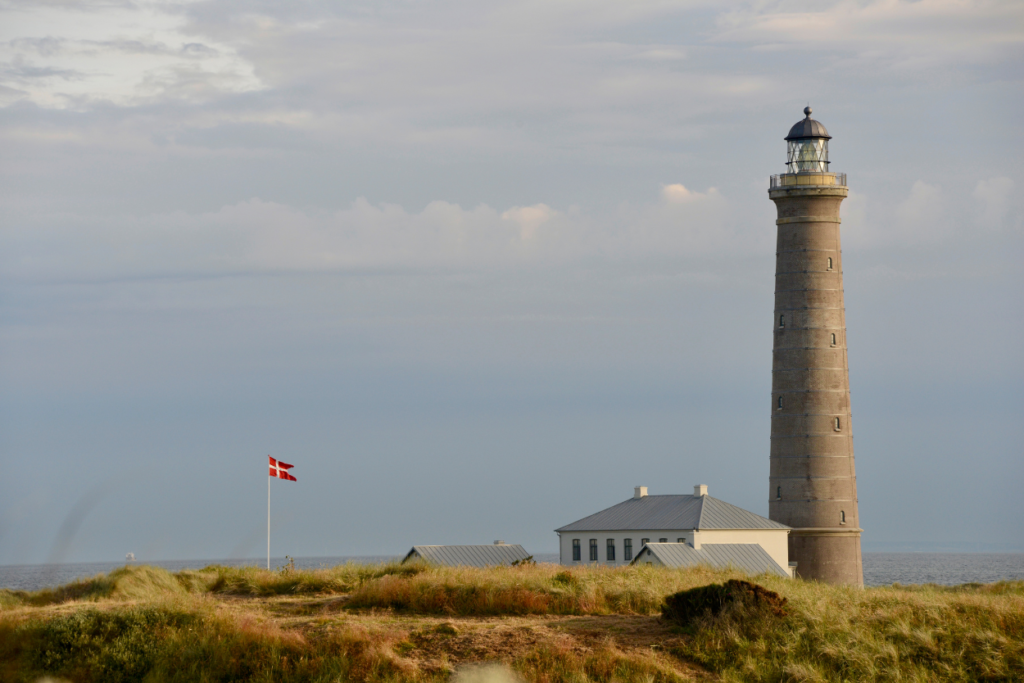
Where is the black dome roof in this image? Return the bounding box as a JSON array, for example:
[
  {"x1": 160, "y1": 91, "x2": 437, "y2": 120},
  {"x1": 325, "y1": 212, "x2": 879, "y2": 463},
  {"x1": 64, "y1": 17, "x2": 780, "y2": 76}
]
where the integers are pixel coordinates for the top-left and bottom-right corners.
[{"x1": 785, "y1": 106, "x2": 831, "y2": 140}]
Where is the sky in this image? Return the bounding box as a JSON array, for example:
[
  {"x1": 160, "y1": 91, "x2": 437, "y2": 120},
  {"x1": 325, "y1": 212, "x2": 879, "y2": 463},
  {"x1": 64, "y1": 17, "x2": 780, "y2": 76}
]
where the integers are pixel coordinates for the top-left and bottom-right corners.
[{"x1": 1, "y1": 0, "x2": 1022, "y2": 566}]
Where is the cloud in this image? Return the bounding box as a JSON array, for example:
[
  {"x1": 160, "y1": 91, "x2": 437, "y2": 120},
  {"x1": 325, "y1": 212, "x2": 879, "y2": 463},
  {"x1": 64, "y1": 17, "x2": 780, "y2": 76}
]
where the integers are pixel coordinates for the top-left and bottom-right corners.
[
  {"x1": 501, "y1": 204, "x2": 558, "y2": 241},
  {"x1": 973, "y1": 177, "x2": 1018, "y2": 231},
  {"x1": 842, "y1": 177, "x2": 1024, "y2": 250},
  {"x1": 895, "y1": 180, "x2": 944, "y2": 228},
  {"x1": 661, "y1": 183, "x2": 718, "y2": 204},
  {"x1": 0, "y1": 185, "x2": 742, "y2": 282},
  {"x1": 714, "y1": 0, "x2": 1024, "y2": 71},
  {"x1": 0, "y1": 0, "x2": 263, "y2": 108}
]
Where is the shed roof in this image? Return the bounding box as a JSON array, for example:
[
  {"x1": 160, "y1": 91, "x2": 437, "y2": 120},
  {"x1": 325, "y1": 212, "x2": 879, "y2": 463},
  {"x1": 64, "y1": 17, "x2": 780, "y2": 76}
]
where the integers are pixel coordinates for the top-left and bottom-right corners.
[
  {"x1": 401, "y1": 544, "x2": 532, "y2": 568},
  {"x1": 631, "y1": 543, "x2": 789, "y2": 577},
  {"x1": 554, "y1": 495, "x2": 789, "y2": 532}
]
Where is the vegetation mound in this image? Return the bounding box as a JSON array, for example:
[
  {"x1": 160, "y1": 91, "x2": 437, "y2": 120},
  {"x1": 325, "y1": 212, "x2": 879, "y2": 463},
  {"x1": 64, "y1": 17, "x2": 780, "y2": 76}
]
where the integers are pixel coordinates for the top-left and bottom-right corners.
[
  {"x1": 661, "y1": 579, "x2": 788, "y2": 627},
  {"x1": 1, "y1": 565, "x2": 189, "y2": 608},
  {"x1": 193, "y1": 560, "x2": 425, "y2": 596},
  {"x1": 2, "y1": 565, "x2": 1023, "y2": 681}
]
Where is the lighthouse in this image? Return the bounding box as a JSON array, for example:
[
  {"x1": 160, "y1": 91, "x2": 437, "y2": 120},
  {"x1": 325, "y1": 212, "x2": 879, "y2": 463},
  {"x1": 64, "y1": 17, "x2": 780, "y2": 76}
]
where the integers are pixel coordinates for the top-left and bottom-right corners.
[{"x1": 767, "y1": 107, "x2": 863, "y2": 586}]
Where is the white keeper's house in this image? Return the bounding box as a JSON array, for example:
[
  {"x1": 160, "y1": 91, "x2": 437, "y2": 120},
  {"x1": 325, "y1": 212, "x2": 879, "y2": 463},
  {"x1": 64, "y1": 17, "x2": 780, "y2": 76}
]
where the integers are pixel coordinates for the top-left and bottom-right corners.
[{"x1": 555, "y1": 485, "x2": 794, "y2": 577}]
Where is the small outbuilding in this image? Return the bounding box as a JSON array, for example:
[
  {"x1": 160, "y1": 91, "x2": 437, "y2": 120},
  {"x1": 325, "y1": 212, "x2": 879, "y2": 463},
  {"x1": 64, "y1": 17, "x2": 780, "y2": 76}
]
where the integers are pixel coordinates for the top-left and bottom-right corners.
[
  {"x1": 631, "y1": 542, "x2": 790, "y2": 577},
  {"x1": 401, "y1": 542, "x2": 532, "y2": 568}
]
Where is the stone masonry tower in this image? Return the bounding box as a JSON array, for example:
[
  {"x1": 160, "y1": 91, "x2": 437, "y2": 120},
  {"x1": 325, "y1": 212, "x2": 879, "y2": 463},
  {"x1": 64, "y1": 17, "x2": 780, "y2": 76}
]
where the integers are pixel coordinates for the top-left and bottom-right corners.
[{"x1": 767, "y1": 107, "x2": 863, "y2": 586}]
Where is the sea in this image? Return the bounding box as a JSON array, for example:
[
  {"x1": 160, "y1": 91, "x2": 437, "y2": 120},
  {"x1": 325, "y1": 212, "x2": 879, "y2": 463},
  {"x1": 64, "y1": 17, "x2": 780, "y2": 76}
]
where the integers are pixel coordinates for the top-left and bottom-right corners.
[{"x1": 2, "y1": 553, "x2": 1024, "y2": 592}]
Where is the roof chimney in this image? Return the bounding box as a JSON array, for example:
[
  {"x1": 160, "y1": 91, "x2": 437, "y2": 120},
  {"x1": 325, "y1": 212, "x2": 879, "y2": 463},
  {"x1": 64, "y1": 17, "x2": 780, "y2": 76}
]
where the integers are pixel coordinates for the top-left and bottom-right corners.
[
  {"x1": 634, "y1": 486, "x2": 648, "y2": 499},
  {"x1": 493, "y1": 540, "x2": 506, "y2": 545},
  {"x1": 694, "y1": 484, "x2": 708, "y2": 497}
]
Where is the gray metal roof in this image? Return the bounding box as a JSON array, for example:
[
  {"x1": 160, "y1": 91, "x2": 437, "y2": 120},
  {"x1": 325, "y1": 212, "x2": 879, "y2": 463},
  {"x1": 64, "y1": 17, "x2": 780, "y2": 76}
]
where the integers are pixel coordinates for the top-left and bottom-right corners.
[
  {"x1": 785, "y1": 107, "x2": 831, "y2": 140},
  {"x1": 555, "y1": 495, "x2": 789, "y2": 532},
  {"x1": 401, "y1": 544, "x2": 532, "y2": 568},
  {"x1": 631, "y1": 543, "x2": 789, "y2": 577}
]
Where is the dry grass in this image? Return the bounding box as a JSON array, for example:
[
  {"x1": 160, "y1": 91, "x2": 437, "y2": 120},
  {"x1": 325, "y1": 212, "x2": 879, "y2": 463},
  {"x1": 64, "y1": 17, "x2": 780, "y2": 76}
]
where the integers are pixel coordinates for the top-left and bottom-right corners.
[
  {"x1": 1, "y1": 562, "x2": 1022, "y2": 682},
  {"x1": 0, "y1": 561, "x2": 426, "y2": 608},
  {"x1": 346, "y1": 562, "x2": 751, "y2": 616}
]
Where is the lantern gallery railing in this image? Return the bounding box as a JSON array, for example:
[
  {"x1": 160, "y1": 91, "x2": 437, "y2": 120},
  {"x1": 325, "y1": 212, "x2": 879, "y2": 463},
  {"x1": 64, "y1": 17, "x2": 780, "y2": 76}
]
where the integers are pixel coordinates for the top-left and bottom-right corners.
[{"x1": 770, "y1": 173, "x2": 847, "y2": 189}]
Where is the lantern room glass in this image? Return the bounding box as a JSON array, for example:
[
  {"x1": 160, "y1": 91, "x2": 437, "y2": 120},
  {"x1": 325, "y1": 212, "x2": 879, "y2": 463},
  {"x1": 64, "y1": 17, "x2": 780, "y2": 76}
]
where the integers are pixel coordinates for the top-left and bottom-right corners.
[{"x1": 787, "y1": 138, "x2": 829, "y2": 173}]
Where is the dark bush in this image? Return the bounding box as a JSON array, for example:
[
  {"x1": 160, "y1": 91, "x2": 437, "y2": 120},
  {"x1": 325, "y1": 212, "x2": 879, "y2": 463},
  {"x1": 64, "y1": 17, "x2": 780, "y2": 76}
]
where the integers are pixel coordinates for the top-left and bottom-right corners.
[
  {"x1": 21, "y1": 607, "x2": 198, "y2": 683},
  {"x1": 661, "y1": 579, "x2": 787, "y2": 627},
  {"x1": 553, "y1": 571, "x2": 579, "y2": 588}
]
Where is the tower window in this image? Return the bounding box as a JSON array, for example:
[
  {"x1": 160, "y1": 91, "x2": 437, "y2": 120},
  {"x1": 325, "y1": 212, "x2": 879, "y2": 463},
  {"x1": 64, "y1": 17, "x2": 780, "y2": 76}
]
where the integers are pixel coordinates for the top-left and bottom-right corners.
[
  {"x1": 776, "y1": 486, "x2": 782, "y2": 500},
  {"x1": 831, "y1": 333, "x2": 837, "y2": 346},
  {"x1": 589, "y1": 539, "x2": 598, "y2": 561},
  {"x1": 779, "y1": 314, "x2": 785, "y2": 328},
  {"x1": 827, "y1": 257, "x2": 833, "y2": 270},
  {"x1": 777, "y1": 396, "x2": 783, "y2": 410},
  {"x1": 841, "y1": 510, "x2": 847, "y2": 525},
  {"x1": 834, "y1": 417, "x2": 842, "y2": 431},
  {"x1": 572, "y1": 539, "x2": 581, "y2": 562}
]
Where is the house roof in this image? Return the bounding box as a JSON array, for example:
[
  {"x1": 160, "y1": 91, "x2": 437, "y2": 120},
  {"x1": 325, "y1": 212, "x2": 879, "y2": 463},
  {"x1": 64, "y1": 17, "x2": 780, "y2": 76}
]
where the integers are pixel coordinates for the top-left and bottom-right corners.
[
  {"x1": 401, "y1": 544, "x2": 532, "y2": 568},
  {"x1": 631, "y1": 543, "x2": 789, "y2": 577},
  {"x1": 554, "y1": 495, "x2": 789, "y2": 532}
]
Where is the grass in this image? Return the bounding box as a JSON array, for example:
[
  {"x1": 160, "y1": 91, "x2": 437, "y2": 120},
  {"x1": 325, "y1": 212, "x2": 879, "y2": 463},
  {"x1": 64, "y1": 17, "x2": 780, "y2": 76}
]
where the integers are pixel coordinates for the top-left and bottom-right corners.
[
  {"x1": 0, "y1": 561, "x2": 427, "y2": 608},
  {"x1": 1, "y1": 562, "x2": 1022, "y2": 681},
  {"x1": 345, "y1": 563, "x2": 735, "y2": 615}
]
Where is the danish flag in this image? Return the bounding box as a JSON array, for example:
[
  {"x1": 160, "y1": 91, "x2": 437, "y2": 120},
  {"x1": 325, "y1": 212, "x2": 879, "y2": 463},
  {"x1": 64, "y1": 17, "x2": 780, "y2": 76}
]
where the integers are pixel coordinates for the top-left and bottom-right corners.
[{"x1": 269, "y1": 456, "x2": 297, "y2": 481}]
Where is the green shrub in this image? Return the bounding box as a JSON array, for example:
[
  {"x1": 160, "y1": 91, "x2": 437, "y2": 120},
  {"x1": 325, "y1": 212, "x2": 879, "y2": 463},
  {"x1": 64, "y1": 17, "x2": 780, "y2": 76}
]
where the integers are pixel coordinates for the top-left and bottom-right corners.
[{"x1": 17, "y1": 607, "x2": 197, "y2": 683}]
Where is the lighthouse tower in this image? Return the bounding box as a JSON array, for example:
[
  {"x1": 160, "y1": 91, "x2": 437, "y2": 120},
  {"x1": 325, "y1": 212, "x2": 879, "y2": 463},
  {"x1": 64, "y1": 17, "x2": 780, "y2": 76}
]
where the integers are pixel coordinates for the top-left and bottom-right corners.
[{"x1": 767, "y1": 107, "x2": 863, "y2": 586}]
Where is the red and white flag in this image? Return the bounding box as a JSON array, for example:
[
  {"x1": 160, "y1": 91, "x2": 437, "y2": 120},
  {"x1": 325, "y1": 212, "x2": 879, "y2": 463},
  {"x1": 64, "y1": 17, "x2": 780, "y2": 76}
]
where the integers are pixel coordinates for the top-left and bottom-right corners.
[{"x1": 269, "y1": 456, "x2": 297, "y2": 481}]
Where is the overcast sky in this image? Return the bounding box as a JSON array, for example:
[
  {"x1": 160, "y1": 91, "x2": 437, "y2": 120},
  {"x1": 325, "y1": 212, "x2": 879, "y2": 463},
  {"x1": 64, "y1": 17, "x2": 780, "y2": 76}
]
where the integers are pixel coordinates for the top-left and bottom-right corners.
[{"x1": 1, "y1": 0, "x2": 1022, "y2": 565}]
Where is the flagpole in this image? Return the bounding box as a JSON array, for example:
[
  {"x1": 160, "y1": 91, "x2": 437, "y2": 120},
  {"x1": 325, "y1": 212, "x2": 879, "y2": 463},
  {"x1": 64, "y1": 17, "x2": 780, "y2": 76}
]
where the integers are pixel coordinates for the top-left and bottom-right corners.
[{"x1": 267, "y1": 466, "x2": 271, "y2": 570}]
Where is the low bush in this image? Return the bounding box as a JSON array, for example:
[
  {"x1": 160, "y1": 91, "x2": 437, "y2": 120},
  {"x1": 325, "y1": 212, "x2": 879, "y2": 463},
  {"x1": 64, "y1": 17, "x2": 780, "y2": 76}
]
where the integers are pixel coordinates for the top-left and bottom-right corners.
[
  {"x1": 18, "y1": 607, "x2": 197, "y2": 683},
  {"x1": 661, "y1": 579, "x2": 788, "y2": 627}
]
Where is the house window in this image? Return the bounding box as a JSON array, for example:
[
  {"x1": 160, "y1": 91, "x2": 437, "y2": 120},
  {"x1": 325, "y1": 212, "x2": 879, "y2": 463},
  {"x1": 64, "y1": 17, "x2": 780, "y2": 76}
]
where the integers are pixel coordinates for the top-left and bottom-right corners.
[
  {"x1": 606, "y1": 539, "x2": 616, "y2": 561},
  {"x1": 776, "y1": 486, "x2": 782, "y2": 500},
  {"x1": 659, "y1": 538, "x2": 668, "y2": 543},
  {"x1": 589, "y1": 539, "x2": 598, "y2": 561},
  {"x1": 572, "y1": 539, "x2": 581, "y2": 562},
  {"x1": 777, "y1": 395, "x2": 783, "y2": 410},
  {"x1": 624, "y1": 539, "x2": 633, "y2": 561},
  {"x1": 834, "y1": 417, "x2": 842, "y2": 431},
  {"x1": 827, "y1": 257, "x2": 833, "y2": 270},
  {"x1": 779, "y1": 314, "x2": 785, "y2": 328},
  {"x1": 831, "y1": 333, "x2": 837, "y2": 346},
  {"x1": 641, "y1": 538, "x2": 650, "y2": 548},
  {"x1": 841, "y1": 510, "x2": 847, "y2": 525},
  {"x1": 677, "y1": 538, "x2": 685, "y2": 544}
]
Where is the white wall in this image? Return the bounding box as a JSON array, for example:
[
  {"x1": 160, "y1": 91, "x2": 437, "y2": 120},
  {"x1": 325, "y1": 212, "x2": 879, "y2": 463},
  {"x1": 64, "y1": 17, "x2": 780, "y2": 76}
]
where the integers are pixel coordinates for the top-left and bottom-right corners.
[
  {"x1": 557, "y1": 530, "x2": 694, "y2": 566},
  {"x1": 557, "y1": 528, "x2": 790, "y2": 572}
]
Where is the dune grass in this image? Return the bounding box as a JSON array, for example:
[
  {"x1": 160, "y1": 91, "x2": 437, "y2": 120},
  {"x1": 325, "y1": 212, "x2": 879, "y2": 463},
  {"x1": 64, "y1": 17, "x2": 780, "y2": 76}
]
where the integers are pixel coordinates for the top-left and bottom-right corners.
[
  {"x1": 0, "y1": 604, "x2": 438, "y2": 683},
  {"x1": 345, "y1": 562, "x2": 736, "y2": 615},
  {"x1": 682, "y1": 576, "x2": 1024, "y2": 681},
  {"x1": 0, "y1": 560, "x2": 426, "y2": 608},
  {"x1": 2, "y1": 562, "x2": 1023, "y2": 682}
]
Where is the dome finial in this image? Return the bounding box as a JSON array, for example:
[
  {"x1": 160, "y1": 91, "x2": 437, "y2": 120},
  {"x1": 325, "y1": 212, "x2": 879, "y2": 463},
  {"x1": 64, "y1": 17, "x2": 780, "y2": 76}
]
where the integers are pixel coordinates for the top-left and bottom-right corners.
[{"x1": 804, "y1": 106, "x2": 812, "y2": 118}]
